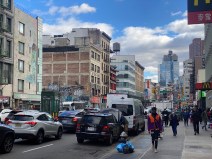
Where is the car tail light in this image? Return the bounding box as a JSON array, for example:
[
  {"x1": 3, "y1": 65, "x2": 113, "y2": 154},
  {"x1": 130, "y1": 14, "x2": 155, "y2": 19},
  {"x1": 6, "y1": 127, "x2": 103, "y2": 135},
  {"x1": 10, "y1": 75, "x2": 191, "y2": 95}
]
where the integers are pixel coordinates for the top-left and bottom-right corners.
[
  {"x1": 76, "y1": 123, "x2": 81, "y2": 132},
  {"x1": 4, "y1": 117, "x2": 9, "y2": 123},
  {"x1": 25, "y1": 121, "x2": 37, "y2": 127},
  {"x1": 72, "y1": 117, "x2": 78, "y2": 122},
  {"x1": 6, "y1": 120, "x2": 12, "y2": 125},
  {"x1": 102, "y1": 125, "x2": 109, "y2": 132}
]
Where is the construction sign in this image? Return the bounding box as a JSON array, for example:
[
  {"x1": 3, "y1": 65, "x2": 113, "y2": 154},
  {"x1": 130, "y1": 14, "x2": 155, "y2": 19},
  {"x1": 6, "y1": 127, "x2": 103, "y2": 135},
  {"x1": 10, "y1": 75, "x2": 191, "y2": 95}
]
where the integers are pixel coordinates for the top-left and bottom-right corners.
[
  {"x1": 188, "y1": 0, "x2": 212, "y2": 24},
  {"x1": 195, "y1": 82, "x2": 212, "y2": 90}
]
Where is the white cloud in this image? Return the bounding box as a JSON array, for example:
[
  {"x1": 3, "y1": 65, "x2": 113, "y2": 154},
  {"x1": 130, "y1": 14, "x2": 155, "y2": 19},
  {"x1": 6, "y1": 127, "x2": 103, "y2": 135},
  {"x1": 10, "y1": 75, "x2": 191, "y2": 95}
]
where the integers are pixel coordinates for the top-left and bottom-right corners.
[
  {"x1": 145, "y1": 75, "x2": 158, "y2": 83},
  {"x1": 43, "y1": 17, "x2": 113, "y2": 37},
  {"x1": 112, "y1": 16, "x2": 204, "y2": 82},
  {"x1": 46, "y1": 0, "x2": 54, "y2": 7},
  {"x1": 32, "y1": 3, "x2": 96, "y2": 17},
  {"x1": 145, "y1": 66, "x2": 158, "y2": 74},
  {"x1": 171, "y1": 11, "x2": 182, "y2": 16}
]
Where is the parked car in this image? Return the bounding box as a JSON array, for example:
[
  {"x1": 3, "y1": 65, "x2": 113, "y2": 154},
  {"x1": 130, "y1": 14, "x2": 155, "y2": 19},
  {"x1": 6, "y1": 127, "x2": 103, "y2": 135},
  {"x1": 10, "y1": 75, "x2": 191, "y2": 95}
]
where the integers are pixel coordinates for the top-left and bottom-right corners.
[
  {"x1": 58, "y1": 109, "x2": 85, "y2": 132},
  {"x1": 0, "y1": 109, "x2": 12, "y2": 123},
  {"x1": 7, "y1": 111, "x2": 63, "y2": 144},
  {"x1": 0, "y1": 124, "x2": 15, "y2": 153},
  {"x1": 76, "y1": 113, "x2": 123, "y2": 145},
  {"x1": 4, "y1": 110, "x2": 23, "y2": 124}
]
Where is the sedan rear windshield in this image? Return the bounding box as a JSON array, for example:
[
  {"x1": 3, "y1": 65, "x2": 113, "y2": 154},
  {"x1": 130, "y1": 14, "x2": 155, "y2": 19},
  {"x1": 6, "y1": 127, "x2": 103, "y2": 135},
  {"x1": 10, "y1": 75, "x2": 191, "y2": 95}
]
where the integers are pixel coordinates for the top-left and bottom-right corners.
[
  {"x1": 82, "y1": 116, "x2": 102, "y2": 125},
  {"x1": 12, "y1": 115, "x2": 34, "y2": 121},
  {"x1": 112, "y1": 104, "x2": 133, "y2": 116}
]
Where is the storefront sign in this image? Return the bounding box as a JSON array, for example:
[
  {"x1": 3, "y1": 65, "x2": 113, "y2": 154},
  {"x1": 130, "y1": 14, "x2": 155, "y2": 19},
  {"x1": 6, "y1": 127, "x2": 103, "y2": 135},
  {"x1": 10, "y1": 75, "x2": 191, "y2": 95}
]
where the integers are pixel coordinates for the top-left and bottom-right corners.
[{"x1": 188, "y1": 0, "x2": 212, "y2": 24}]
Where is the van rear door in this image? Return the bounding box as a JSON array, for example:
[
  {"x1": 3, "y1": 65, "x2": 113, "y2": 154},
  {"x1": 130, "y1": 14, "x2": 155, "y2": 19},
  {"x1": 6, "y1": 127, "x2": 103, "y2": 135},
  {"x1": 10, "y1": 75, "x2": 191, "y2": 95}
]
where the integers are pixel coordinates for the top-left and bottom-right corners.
[{"x1": 111, "y1": 104, "x2": 134, "y2": 128}]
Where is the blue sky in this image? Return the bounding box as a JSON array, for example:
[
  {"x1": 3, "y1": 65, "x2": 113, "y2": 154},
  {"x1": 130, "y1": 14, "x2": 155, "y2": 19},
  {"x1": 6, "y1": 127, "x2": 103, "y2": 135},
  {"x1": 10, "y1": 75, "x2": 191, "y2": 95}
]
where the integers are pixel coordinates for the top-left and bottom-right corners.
[{"x1": 15, "y1": 0, "x2": 204, "y2": 83}]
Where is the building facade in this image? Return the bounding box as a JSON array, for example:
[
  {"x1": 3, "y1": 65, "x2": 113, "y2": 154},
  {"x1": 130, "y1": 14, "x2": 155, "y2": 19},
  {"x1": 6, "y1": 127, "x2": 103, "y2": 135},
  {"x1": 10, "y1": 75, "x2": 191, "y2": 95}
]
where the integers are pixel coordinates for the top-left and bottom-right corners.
[
  {"x1": 205, "y1": 24, "x2": 212, "y2": 109},
  {"x1": 0, "y1": 0, "x2": 14, "y2": 108},
  {"x1": 189, "y1": 38, "x2": 204, "y2": 59},
  {"x1": 135, "y1": 61, "x2": 145, "y2": 98},
  {"x1": 13, "y1": 8, "x2": 42, "y2": 109},
  {"x1": 159, "y1": 50, "x2": 179, "y2": 87},
  {"x1": 42, "y1": 28, "x2": 111, "y2": 108},
  {"x1": 110, "y1": 55, "x2": 144, "y2": 100},
  {"x1": 183, "y1": 59, "x2": 193, "y2": 101}
]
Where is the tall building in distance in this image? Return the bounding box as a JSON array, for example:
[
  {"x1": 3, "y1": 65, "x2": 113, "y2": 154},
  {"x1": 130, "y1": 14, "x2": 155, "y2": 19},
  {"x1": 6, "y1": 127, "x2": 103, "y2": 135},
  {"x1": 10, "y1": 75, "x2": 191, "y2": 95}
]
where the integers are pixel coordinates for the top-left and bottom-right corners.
[
  {"x1": 13, "y1": 8, "x2": 42, "y2": 109},
  {"x1": 183, "y1": 59, "x2": 193, "y2": 101},
  {"x1": 159, "y1": 50, "x2": 179, "y2": 87},
  {"x1": 189, "y1": 38, "x2": 204, "y2": 59},
  {"x1": 0, "y1": 0, "x2": 14, "y2": 108}
]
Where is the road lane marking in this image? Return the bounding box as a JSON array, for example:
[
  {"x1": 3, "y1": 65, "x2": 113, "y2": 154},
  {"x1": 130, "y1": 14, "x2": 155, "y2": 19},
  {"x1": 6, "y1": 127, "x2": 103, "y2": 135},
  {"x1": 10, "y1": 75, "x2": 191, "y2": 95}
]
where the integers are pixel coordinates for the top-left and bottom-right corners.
[{"x1": 22, "y1": 144, "x2": 53, "y2": 153}]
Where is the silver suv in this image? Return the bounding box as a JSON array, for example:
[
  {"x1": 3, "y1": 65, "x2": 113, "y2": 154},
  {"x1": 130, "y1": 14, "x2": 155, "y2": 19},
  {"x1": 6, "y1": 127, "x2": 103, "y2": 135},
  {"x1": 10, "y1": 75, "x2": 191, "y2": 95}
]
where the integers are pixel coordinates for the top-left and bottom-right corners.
[{"x1": 7, "y1": 111, "x2": 63, "y2": 144}]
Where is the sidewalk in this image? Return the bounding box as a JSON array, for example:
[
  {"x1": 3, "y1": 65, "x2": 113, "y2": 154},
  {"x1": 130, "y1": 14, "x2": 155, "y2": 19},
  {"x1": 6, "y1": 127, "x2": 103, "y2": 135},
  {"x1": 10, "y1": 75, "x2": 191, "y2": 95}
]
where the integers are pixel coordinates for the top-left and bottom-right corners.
[
  {"x1": 182, "y1": 122, "x2": 212, "y2": 159},
  {"x1": 100, "y1": 121, "x2": 212, "y2": 159},
  {"x1": 142, "y1": 121, "x2": 212, "y2": 159}
]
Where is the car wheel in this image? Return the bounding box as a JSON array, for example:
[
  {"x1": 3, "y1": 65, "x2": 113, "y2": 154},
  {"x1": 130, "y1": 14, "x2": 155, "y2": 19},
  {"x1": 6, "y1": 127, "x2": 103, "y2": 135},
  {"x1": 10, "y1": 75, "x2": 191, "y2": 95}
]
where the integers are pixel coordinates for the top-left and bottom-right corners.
[
  {"x1": 35, "y1": 130, "x2": 44, "y2": 144},
  {"x1": 0, "y1": 135, "x2": 14, "y2": 153},
  {"x1": 77, "y1": 138, "x2": 84, "y2": 144},
  {"x1": 106, "y1": 134, "x2": 113, "y2": 146},
  {"x1": 134, "y1": 125, "x2": 139, "y2": 136},
  {"x1": 55, "y1": 127, "x2": 63, "y2": 139},
  {"x1": 142, "y1": 124, "x2": 145, "y2": 132}
]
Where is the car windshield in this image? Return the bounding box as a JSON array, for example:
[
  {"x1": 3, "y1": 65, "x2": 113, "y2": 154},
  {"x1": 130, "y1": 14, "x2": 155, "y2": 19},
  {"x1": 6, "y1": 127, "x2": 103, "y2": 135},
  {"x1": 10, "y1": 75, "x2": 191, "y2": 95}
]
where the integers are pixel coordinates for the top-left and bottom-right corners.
[
  {"x1": 12, "y1": 115, "x2": 34, "y2": 121},
  {"x1": 112, "y1": 104, "x2": 133, "y2": 116},
  {"x1": 82, "y1": 115, "x2": 102, "y2": 125}
]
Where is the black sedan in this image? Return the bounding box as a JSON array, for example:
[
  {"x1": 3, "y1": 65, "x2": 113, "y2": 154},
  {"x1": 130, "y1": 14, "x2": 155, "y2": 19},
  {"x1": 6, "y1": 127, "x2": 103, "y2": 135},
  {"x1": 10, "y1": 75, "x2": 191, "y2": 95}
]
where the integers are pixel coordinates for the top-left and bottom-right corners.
[
  {"x1": 58, "y1": 110, "x2": 85, "y2": 132},
  {"x1": 0, "y1": 124, "x2": 15, "y2": 153}
]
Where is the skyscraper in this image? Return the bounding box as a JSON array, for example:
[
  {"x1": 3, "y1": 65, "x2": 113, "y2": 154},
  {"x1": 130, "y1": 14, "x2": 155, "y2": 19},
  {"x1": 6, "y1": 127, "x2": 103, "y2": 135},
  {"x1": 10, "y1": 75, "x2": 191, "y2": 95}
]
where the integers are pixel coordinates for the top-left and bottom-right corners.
[
  {"x1": 189, "y1": 38, "x2": 204, "y2": 59},
  {"x1": 159, "y1": 51, "x2": 179, "y2": 86}
]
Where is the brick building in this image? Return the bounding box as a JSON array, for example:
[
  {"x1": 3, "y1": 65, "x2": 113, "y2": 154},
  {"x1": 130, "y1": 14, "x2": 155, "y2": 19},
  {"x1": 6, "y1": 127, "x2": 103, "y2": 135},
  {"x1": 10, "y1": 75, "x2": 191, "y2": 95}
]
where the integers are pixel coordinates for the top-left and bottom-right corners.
[{"x1": 43, "y1": 28, "x2": 111, "y2": 108}]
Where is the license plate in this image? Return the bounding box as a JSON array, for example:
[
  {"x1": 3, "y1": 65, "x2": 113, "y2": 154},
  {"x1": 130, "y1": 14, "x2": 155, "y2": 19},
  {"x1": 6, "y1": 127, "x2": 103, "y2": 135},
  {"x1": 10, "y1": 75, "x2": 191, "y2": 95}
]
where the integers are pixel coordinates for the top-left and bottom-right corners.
[
  {"x1": 87, "y1": 127, "x2": 95, "y2": 131},
  {"x1": 15, "y1": 123, "x2": 21, "y2": 127},
  {"x1": 62, "y1": 120, "x2": 68, "y2": 123}
]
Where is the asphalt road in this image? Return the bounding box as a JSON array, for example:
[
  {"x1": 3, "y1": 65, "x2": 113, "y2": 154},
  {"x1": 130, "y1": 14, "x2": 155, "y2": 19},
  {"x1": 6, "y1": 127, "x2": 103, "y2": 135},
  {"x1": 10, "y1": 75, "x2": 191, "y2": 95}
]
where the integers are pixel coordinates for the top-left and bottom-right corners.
[{"x1": 0, "y1": 132, "x2": 117, "y2": 159}]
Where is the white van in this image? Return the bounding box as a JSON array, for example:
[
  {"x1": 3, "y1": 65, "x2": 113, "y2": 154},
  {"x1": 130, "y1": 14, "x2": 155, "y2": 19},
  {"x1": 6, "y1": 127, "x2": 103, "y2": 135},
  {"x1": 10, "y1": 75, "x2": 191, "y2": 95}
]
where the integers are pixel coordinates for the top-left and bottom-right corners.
[{"x1": 108, "y1": 97, "x2": 145, "y2": 134}]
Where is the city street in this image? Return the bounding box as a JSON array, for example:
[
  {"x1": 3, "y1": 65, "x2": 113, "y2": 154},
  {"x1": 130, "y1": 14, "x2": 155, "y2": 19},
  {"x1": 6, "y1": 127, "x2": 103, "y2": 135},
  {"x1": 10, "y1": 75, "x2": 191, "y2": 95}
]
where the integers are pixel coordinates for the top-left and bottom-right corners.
[{"x1": 0, "y1": 131, "x2": 151, "y2": 159}]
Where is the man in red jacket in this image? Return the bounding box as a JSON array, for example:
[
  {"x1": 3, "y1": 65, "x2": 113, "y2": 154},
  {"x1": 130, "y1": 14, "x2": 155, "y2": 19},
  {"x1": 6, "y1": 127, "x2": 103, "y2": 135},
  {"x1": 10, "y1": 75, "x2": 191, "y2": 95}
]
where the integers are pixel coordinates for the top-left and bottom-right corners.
[{"x1": 148, "y1": 107, "x2": 162, "y2": 153}]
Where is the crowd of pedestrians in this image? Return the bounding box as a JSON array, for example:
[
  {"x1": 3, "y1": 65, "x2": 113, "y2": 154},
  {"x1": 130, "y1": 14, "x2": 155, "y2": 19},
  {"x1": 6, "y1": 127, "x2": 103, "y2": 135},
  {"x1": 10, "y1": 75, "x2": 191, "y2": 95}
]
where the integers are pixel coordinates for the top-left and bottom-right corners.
[{"x1": 147, "y1": 105, "x2": 212, "y2": 153}]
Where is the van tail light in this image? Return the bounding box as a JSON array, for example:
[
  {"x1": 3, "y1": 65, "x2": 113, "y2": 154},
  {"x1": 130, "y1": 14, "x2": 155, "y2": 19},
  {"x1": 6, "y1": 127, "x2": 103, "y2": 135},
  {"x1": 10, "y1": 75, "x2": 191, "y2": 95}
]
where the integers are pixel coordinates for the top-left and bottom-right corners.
[
  {"x1": 72, "y1": 117, "x2": 78, "y2": 122},
  {"x1": 6, "y1": 120, "x2": 12, "y2": 125},
  {"x1": 25, "y1": 121, "x2": 37, "y2": 127},
  {"x1": 102, "y1": 125, "x2": 109, "y2": 132},
  {"x1": 76, "y1": 123, "x2": 81, "y2": 132}
]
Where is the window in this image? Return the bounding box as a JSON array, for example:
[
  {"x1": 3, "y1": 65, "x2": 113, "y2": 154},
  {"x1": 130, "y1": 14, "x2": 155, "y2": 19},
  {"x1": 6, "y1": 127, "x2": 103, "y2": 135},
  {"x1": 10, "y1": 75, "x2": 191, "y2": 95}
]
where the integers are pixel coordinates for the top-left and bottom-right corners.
[
  {"x1": 6, "y1": 0, "x2": 11, "y2": 9},
  {"x1": 97, "y1": 66, "x2": 100, "y2": 73},
  {"x1": 0, "y1": 14, "x2": 3, "y2": 27},
  {"x1": 91, "y1": 76, "x2": 94, "y2": 83},
  {"x1": 6, "y1": 40, "x2": 11, "y2": 57},
  {"x1": 97, "y1": 78, "x2": 100, "y2": 84},
  {"x1": 37, "y1": 65, "x2": 39, "y2": 73},
  {"x1": 19, "y1": 22, "x2": 25, "y2": 35},
  {"x1": 18, "y1": 79, "x2": 24, "y2": 92},
  {"x1": 29, "y1": 65, "x2": 31, "y2": 72},
  {"x1": 30, "y1": 30, "x2": 31, "y2": 37},
  {"x1": 19, "y1": 42, "x2": 24, "y2": 54},
  {"x1": 6, "y1": 17, "x2": 11, "y2": 32},
  {"x1": 0, "y1": 37, "x2": 3, "y2": 51},
  {"x1": 91, "y1": 63, "x2": 94, "y2": 71},
  {"x1": 112, "y1": 104, "x2": 133, "y2": 116},
  {"x1": 18, "y1": 60, "x2": 24, "y2": 72},
  {"x1": 97, "y1": 55, "x2": 100, "y2": 61},
  {"x1": 29, "y1": 82, "x2": 31, "y2": 89},
  {"x1": 91, "y1": 51, "x2": 94, "y2": 58}
]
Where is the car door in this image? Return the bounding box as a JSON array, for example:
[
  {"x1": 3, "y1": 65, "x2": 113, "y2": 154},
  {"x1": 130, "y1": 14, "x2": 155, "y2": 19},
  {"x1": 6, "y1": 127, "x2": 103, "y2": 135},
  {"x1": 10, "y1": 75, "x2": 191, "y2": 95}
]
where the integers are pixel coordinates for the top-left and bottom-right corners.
[
  {"x1": 45, "y1": 113, "x2": 58, "y2": 134},
  {"x1": 107, "y1": 115, "x2": 118, "y2": 138},
  {"x1": 37, "y1": 114, "x2": 52, "y2": 135}
]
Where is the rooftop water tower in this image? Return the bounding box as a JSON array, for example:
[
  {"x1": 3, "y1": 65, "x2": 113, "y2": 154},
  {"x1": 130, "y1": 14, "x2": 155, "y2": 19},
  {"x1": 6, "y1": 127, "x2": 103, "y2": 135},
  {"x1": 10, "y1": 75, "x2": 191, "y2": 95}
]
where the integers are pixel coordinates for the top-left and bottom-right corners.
[{"x1": 113, "y1": 42, "x2": 120, "y2": 55}]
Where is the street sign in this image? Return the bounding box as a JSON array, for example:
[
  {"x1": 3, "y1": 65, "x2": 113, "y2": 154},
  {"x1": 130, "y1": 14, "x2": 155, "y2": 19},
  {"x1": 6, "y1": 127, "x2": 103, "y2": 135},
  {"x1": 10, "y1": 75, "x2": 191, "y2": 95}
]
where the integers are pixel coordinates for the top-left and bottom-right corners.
[
  {"x1": 188, "y1": 0, "x2": 212, "y2": 24},
  {"x1": 195, "y1": 82, "x2": 212, "y2": 90}
]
